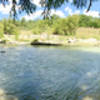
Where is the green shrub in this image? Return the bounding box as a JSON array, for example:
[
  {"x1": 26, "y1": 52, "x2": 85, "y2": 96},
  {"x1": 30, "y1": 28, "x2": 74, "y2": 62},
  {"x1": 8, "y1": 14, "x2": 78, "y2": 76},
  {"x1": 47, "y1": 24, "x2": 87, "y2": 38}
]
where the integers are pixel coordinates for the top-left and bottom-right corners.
[
  {"x1": 52, "y1": 15, "x2": 79, "y2": 35},
  {"x1": 66, "y1": 15, "x2": 79, "y2": 35},
  {"x1": 2, "y1": 19, "x2": 19, "y2": 40},
  {"x1": 0, "y1": 22, "x2": 4, "y2": 38},
  {"x1": 79, "y1": 15, "x2": 100, "y2": 28},
  {"x1": 33, "y1": 28, "x2": 43, "y2": 34}
]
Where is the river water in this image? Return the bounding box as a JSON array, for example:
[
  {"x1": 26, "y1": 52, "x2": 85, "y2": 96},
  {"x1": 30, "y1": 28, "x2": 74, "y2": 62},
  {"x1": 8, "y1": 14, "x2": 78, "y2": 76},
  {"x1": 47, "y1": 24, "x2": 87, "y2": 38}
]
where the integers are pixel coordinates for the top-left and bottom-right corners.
[{"x1": 0, "y1": 46, "x2": 100, "y2": 100}]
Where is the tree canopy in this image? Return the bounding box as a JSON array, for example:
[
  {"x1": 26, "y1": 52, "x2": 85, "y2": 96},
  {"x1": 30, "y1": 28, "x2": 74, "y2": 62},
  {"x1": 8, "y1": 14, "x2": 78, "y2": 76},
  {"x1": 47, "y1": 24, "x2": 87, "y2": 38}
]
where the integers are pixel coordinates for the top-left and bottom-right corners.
[
  {"x1": 0, "y1": 14, "x2": 100, "y2": 39},
  {"x1": 0, "y1": 0, "x2": 98, "y2": 18}
]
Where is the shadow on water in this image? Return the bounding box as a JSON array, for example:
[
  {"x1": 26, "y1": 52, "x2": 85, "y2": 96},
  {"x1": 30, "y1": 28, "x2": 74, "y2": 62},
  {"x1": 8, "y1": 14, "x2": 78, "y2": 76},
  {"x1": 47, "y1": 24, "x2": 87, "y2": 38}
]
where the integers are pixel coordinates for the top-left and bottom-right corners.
[
  {"x1": 0, "y1": 46, "x2": 100, "y2": 100},
  {"x1": 0, "y1": 88, "x2": 95, "y2": 100}
]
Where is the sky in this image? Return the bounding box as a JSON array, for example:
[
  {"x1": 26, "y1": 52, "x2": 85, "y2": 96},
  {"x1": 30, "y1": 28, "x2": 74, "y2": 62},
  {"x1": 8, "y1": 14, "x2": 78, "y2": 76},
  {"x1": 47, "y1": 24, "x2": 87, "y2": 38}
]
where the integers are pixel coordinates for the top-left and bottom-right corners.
[{"x1": 0, "y1": 0, "x2": 100, "y2": 20}]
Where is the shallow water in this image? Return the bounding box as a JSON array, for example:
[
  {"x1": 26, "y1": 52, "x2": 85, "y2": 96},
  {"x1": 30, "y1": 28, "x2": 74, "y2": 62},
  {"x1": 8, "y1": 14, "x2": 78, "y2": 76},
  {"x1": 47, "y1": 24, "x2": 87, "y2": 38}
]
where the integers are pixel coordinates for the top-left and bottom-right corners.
[{"x1": 0, "y1": 46, "x2": 100, "y2": 100}]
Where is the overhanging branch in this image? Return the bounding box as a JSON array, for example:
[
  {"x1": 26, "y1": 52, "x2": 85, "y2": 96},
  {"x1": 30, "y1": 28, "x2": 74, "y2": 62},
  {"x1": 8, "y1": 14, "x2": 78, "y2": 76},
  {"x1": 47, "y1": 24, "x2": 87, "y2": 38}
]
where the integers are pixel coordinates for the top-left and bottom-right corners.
[{"x1": 87, "y1": 0, "x2": 92, "y2": 12}]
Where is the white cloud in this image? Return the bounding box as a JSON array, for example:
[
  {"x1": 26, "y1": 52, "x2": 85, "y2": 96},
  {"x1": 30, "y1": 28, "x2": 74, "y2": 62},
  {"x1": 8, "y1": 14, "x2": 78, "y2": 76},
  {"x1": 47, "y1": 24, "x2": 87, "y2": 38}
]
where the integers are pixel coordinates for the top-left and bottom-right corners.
[
  {"x1": 21, "y1": 9, "x2": 65, "y2": 20},
  {"x1": 31, "y1": 0, "x2": 41, "y2": 7},
  {"x1": 65, "y1": 7, "x2": 80, "y2": 15},
  {"x1": 0, "y1": 4, "x2": 12, "y2": 14},
  {"x1": 51, "y1": 9, "x2": 65, "y2": 18},
  {"x1": 65, "y1": 7, "x2": 73, "y2": 15},
  {"x1": 74, "y1": 10, "x2": 80, "y2": 14},
  {"x1": 68, "y1": 0, "x2": 73, "y2": 3},
  {"x1": 83, "y1": 10, "x2": 100, "y2": 18},
  {"x1": 0, "y1": 0, "x2": 19, "y2": 15},
  {"x1": 65, "y1": 7, "x2": 100, "y2": 18},
  {"x1": 21, "y1": 10, "x2": 43, "y2": 20}
]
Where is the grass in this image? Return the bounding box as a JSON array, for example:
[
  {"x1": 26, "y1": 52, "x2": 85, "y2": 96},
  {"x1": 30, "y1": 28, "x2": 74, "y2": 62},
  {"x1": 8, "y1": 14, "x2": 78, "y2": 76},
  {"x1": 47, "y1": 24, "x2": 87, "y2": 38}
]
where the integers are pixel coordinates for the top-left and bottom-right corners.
[
  {"x1": 76, "y1": 27, "x2": 100, "y2": 40},
  {"x1": 19, "y1": 27, "x2": 100, "y2": 42},
  {"x1": 17, "y1": 27, "x2": 100, "y2": 44},
  {"x1": 19, "y1": 27, "x2": 100, "y2": 40}
]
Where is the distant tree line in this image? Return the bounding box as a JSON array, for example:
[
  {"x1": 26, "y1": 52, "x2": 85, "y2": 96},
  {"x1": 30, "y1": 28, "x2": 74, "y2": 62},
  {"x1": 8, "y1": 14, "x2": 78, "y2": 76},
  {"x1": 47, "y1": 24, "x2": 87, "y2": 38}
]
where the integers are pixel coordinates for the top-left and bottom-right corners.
[
  {"x1": 0, "y1": 14, "x2": 100, "y2": 38},
  {"x1": 79, "y1": 15, "x2": 100, "y2": 28}
]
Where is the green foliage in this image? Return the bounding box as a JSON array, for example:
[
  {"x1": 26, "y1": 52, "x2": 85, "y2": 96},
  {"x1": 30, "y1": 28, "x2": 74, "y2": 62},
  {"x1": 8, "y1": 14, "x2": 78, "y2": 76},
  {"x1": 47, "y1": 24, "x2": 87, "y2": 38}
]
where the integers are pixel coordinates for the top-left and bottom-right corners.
[
  {"x1": 32, "y1": 19, "x2": 52, "y2": 34},
  {"x1": 52, "y1": 15, "x2": 79, "y2": 35},
  {"x1": 1, "y1": 14, "x2": 100, "y2": 39},
  {"x1": 66, "y1": 15, "x2": 79, "y2": 35},
  {"x1": 31, "y1": 15, "x2": 79, "y2": 35},
  {"x1": 79, "y1": 15, "x2": 100, "y2": 28},
  {"x1": 20, "y1": 18, "x2": 27, "y2": 27},
  {"x1": 3, "y1": 19, "x2": 19, "y2": 36},
  {"x1": 0, "y1": 22, "x2": 4, "y2": 38}
]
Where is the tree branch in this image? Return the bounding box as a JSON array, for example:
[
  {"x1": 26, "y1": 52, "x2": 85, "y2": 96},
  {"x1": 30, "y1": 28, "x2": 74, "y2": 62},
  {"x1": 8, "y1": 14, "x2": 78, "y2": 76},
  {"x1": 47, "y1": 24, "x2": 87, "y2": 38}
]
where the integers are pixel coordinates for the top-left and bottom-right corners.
[{"x1": 87, "y1": 0, "x2": 92, "y2": 12}]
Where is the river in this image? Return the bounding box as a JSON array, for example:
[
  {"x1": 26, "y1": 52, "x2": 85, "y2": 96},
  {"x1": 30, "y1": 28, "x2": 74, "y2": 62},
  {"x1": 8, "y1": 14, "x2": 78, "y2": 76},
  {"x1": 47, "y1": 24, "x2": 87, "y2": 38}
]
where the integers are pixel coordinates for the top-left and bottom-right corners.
[{"x1": 0, "y1": 46, "x2": 100, "y2": 100}]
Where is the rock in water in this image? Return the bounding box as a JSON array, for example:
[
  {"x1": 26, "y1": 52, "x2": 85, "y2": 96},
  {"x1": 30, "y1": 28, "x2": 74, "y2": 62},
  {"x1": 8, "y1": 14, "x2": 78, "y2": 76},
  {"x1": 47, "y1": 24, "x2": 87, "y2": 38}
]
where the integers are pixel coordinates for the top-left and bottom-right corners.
[{"x1": 0, "y1": 51, "x2": 6, "y2": 53}]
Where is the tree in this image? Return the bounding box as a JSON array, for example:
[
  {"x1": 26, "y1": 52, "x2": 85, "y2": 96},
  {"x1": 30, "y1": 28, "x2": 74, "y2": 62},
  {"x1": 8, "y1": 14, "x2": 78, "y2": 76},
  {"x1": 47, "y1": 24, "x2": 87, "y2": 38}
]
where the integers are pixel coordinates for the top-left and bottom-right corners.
[
  {"x1": 0, "y1": 0, "x2": 98, "y2": 18},
  {"x1": 79, "y1": 15, "x2": 92, "y2": 27},
  {"x1": 2, "y1": 19, "x2": 19, "y2": 35},
  {"x1": 0, "y1": 22, "x2": 4, "y2": 38},
  {"x1": 20, "y1": 18, "x2": 26, "y2": 26},
  {"x1": 52, "y1": 15, "x2": 79, "y2": 35},
  {"x1": 78, "y1": 15, "x2": 100, "y2": 28}
]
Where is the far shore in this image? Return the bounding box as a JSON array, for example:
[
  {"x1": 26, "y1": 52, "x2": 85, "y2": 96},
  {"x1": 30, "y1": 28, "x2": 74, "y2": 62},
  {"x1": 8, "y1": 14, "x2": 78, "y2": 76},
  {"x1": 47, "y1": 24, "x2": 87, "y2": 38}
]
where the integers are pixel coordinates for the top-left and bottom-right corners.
[{"x1": 0, "y1": 34, "x2": 100, "y2": 47}]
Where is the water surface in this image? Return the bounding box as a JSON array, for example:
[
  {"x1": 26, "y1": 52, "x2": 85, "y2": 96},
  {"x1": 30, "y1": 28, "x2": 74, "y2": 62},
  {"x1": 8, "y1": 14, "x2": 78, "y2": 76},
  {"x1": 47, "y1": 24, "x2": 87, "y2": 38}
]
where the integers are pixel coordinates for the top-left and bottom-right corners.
[{"x1": 0, "y1": 46, "x2": 100, "y2": 100}]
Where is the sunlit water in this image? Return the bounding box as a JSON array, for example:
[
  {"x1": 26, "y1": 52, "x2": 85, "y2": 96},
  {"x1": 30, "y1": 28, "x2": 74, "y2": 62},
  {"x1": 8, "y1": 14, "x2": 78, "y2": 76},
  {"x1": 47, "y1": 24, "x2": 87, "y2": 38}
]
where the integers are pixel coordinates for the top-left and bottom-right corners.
[{"x1": 0, "y1": 46, "x2": 100, "y2": 100}]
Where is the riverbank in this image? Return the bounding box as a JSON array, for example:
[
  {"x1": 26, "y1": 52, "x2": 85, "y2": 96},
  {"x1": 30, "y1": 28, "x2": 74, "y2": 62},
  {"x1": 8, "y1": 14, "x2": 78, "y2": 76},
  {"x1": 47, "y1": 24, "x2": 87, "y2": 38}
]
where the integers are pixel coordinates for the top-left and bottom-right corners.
[{"x1": 0, "y1": 34, "x2": 100, "y2": 47}]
